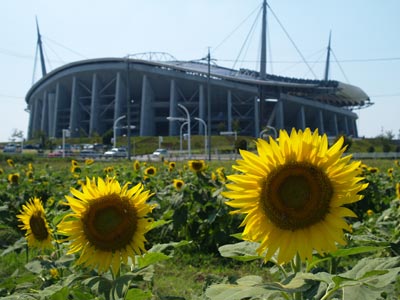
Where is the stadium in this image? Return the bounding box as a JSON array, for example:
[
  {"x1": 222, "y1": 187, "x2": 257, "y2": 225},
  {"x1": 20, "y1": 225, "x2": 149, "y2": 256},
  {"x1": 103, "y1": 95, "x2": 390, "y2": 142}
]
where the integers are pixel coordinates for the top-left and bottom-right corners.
[
  {"x1": 25, "y1": 1, "x2": 371, "y2": 141},
  {"x1": 25, "y1": 55, "x2": 370, "y2": 140}
]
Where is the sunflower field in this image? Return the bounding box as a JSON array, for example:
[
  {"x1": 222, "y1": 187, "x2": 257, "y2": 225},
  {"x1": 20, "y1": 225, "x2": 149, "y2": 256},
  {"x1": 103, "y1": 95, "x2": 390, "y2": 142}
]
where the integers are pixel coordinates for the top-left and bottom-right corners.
[{"x1": 0, "y1": 129, "x2": 399, "y2": 300}]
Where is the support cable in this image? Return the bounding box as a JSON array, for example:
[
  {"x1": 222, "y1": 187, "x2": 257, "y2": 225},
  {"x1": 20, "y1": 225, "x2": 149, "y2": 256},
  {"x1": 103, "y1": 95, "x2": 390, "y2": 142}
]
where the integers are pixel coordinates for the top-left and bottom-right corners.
[
  {"x1": 331, "y1": 49, "x2": 350, "y2": 84},
  {"x1": 267, "y1": 3, "x2": 317, "y2": 78},
  {"x1": 213, "y1": 3, "x2": 261, "y2": 53},
  {"x1": 232, "y1": 7, "x2": 262, "y2": 70}
]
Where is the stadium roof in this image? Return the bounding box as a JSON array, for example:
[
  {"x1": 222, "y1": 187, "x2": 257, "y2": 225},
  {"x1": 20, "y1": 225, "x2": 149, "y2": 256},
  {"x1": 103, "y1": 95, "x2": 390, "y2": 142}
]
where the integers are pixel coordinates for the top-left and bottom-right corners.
[{"x1": 27, "y1": 57, "x2": 371, "y2": 108}]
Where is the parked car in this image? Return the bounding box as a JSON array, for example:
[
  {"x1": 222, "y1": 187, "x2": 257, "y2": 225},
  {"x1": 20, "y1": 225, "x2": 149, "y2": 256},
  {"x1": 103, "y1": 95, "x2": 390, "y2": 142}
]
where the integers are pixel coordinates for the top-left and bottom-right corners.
[
  {"x1": 152, "y1": 148, "x2": 168, "y2": 156},
  {"x1": 3, "y1": 144, "x2": 17, "y2": 153},
  {"x1": 47, "y1": 149, "x2": 73, "y2": 157},
  {"x1": 79, "y1": 149, "x2": 101, "y2": 158},
  {"x1": 151, "y1": 148, "x2": 168, "y2": 159},
  {"x1": 104, "y1": 148, "x2": 127, "y2": 158}
]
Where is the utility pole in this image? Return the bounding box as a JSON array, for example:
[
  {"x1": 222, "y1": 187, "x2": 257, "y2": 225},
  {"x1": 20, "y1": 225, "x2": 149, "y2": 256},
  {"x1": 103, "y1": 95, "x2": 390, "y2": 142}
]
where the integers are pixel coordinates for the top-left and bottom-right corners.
[
  {"x1": 259, "y1": 0, "x2": 268, "y2": 134},
  {"x1": 207, "y1": 47, "x2": 212, "y2": 161},
  {"x1": 260, "y1": 0, "x2": 267, "y2": 80},
  {"x1": 126, "y1": 57, "x2": 131, "y2": 160}
]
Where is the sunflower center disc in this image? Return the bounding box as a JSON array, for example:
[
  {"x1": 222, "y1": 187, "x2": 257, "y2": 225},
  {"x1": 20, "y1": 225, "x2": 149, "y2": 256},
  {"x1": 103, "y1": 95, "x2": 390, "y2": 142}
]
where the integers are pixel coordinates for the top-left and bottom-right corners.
[
  {"x1": 191, "y1": 162, "x2": 204, "y2": 171},
  {"x1": 279, "y1": 176, "x2": 310, "y2": 209},
  {"x1": 83, "y1": 195, "x2": 137, "y2": 251},
  {"x1": 94, "y1": 208, "x2": 123, "y2": 235},
  {"x1": 29, "y1": 213, "x2": 49, "y2": 241},
  {"x1": 262, "y1": 162, "x2": 333, "y2": 231}
]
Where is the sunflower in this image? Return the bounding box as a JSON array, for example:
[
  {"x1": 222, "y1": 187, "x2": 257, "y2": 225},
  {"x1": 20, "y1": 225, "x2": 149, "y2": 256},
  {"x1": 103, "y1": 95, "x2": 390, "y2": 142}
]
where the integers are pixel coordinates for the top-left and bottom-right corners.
[
  {"x1": 133, "y1": 160, "x2": 141, "y2": 171},
  {"x1": 188, "y1": 160, "x2": 206, "y2": 173},
  {"x1": 216, "y1": 167, "x2": 227, "y2": 182},
  {"x1": 17, "y1": 197, "x2": 54, "y2": 250},
  {"x1": 0, "y1": 168, "x2": 4, "y2": 175},
  {"x1": 144, "y1": 166, "x2": 157, "y2": 176},
  {"x1": 168, "y1": 161, "x2": 176, "y2": 172},
  {"x1": 57, "y1": 177, "x2": 156, "y2": 274},
  {"x1": 26, "y1": 170, "x2": 34, "y2": 181},
  {"x1": 104, "y1": 166, "x2": 114, "y2": 174},
  {"x1": 223, "y1": 128, "x2": 368, "y2": 264},
  {"x1": 8, "y1": 173, "x2": 20, "y2": 185},
  {"x1": 70, "y1": 165, "x2": 81, "y2": 174},
  {"x1": 388, "y1": 168, "x2": 394, "y2": 178},
  {"x1": 173, "y1": 179, "x2": 184, "y2": 191},
  {"x1": 396, "y1": 183, "x2": 400, "y2": 199},
  {"x1": 368, "y1": 167, "x2": 379, "y2": 173},
  {"x1": 7, "y1": 159, "x2": 15, "y2": 167},
  {"x1": 85, "y1": 158, "x2": 94, "y2": 166}
]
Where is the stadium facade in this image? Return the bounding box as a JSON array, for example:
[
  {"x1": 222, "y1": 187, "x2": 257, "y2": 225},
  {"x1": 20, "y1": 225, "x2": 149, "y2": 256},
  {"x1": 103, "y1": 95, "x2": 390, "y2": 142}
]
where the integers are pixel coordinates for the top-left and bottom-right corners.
[
  {"x1": 25, "y1": 1, "x2": 370, "y2": 141},
  {"x1": 25, "y1": 56, "x2": 370, "y2": 140}
]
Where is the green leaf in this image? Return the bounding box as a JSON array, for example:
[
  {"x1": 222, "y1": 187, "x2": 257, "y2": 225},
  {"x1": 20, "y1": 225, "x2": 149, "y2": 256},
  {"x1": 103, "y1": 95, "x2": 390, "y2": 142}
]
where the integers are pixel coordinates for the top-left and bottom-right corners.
[
  {"x1": 149, "y1": 219, "x2": 172, "y2": 230},
  {"x1": 52, "y1": 211, "x2": 69, "y2": 226},
  {"x1": 111, "y1": 273, "x2": 137, "y2": 299},
  {"x1": 25, "y1": 259, "x2": 53, "y2": 274},
  {"x1": 307, "y1": 246, "x2": 387, "y2": 271},
  {"x1": 133, "y1": 265, "x2": 155, "y2": 282},
  {"x1": 230, "y1": 233, "x2": 243, "y2": 240},
  {"x1": 205, "y1": 273, "x2": 311, "y2": 300},
  {"x1": 1, "y1": 237, "x2": 26, "y2": 256},
  {"x1": 148, "y1": 240, "x2": 191, "y2": 254},
  {"x1": 137, "y1": 252, "x2": 170, "y2": 269},
  {"x1": 341, "y1": 256, "x2": 400, "y2": 286},
  {"x1": 218, "y1": 241, "x2": 262, "y2": 262},
  {"x1": 125, "y1": 288, "x2": 153, "y2": 300},
  {"x1": 236, "y1": 275, "x2": 263, "y2": 286},
  {"x1": 330, "y1": 246, "x2": 388, "y2": 258},
  {"x1": 330, "y1": 257, "x2": 400, "y2": 300},
  {"x1": 205, "y1": 283, "x2": 275, "y2": 300},
  {"x1": 83, "y1": 275, "x2": 112, "y2": 298},
  {"x1": 49, "y1": 286, "x2": 70, "y2": 300}
]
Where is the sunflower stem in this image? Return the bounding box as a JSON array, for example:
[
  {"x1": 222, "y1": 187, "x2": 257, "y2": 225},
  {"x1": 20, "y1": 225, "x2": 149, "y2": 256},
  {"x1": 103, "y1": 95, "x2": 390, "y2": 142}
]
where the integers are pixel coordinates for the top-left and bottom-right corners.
[{"x1": 292, "y1": 253, "x2": 303, "y2": 300}]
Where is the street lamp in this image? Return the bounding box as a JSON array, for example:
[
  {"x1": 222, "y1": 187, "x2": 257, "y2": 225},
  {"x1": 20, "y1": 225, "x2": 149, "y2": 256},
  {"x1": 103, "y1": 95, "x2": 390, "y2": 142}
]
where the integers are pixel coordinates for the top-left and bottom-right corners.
[
  {"x1": 259, "y1": 126, "x2": 277, "y2": 140},
  {"x1": 113, "y1": 115, "x2": 126, "y2": 148},
  {"x1": 167, "y1": 116, "x2": 187, "y2": 157},
  {"x1": 179, "y1": 121, "x2": 188, "y2": 155},
  {"x1": 178, "y1": 104, "x2": 191, "y2": 159},
  {"x1": 62, "y1": 129, "x2": 70, "y2": 158},
  {"x1": 194, "y1": 117, "x2": 207, "y2": 159}
]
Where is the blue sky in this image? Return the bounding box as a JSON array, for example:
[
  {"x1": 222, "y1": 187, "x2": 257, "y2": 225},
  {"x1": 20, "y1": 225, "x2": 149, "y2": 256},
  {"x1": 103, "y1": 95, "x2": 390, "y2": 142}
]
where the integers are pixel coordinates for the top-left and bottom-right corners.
[{"x1": 1, "y1": 0, "x2": 399, "y2": 142}]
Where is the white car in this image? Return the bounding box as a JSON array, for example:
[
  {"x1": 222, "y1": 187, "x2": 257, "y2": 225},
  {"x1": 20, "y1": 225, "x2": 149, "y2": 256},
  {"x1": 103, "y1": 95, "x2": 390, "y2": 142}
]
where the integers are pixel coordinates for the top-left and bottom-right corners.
[
  {"x1": 151, "y1": 148, "x2": 168, "y2": 160},
  {"x1": 104, "y1": 148, "x2": 127, "y2": 158}
]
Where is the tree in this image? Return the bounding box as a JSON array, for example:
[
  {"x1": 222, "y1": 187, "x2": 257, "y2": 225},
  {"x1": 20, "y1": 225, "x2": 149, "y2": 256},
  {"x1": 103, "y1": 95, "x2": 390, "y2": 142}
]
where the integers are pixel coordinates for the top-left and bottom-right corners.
[{"x1": 9, "y1": 129, "x2": 24, "y2": 143}]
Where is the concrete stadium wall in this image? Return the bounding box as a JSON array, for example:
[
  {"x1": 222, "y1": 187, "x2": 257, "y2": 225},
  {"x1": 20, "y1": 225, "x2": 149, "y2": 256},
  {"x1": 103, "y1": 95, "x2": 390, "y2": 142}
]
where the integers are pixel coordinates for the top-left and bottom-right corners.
[{"x1": 25, "y1": 58, "x2": 359, "y2": 140}]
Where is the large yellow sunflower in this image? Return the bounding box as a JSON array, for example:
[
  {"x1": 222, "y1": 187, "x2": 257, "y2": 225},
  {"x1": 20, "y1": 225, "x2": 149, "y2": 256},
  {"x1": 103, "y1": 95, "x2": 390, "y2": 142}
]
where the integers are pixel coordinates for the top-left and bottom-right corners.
[
  {"x1": 57, "y1": 177, "x2": 156, "y2": 274},
  {"x1": 223, "y1": 128, "x2": 368, "y2": 264},
  {"x1": 17, "y1": 197, "x2": 54, "y2": 250}
]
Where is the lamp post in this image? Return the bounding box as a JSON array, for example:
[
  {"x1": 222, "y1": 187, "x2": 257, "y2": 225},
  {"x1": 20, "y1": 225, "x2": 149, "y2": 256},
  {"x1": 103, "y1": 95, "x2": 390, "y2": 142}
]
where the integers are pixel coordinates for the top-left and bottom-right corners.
[
  {"x1": 167, "y1": 116, "x2": 187, "y2": 157},
  {"x1": 113, "y1": 115, "x2": 126, "y2": 148},
  {"x1": 178, "y1": 103, "x2": 191, "y2": 159},
  {"x1": 194, "y1": 117, "x2": 207, "y2": 159},
  {"x1": 180, "y1": 121, "x2": 188, "y2": 155},
  {"x1": 259, "y1": 126, "x2": 277, "y2": 140},
  {"x1": 62, "y1": 129, "x2": 70, "y2": 158}
]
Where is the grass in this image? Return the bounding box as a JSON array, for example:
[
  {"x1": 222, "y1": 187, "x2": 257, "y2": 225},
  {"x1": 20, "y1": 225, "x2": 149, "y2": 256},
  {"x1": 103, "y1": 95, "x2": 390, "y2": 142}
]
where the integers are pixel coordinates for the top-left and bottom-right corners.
[{"x1": 152, "y1": 250, "x2": 271, "y2": 299}]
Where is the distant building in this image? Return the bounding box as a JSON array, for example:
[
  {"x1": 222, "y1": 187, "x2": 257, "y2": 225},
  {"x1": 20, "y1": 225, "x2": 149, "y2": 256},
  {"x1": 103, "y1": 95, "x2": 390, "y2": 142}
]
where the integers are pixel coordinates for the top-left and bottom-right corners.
[{"x1": 25, "y1": 56, "x2": 370, "y2": 140}]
